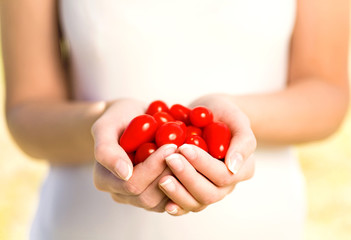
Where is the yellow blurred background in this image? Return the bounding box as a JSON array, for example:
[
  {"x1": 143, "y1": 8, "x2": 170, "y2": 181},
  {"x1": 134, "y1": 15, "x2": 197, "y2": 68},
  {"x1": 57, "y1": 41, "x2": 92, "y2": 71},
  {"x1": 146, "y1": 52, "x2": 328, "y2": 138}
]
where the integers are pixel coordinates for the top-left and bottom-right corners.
[{"x1": 0, "y1": 37, "x2": 351, "y2": 240}]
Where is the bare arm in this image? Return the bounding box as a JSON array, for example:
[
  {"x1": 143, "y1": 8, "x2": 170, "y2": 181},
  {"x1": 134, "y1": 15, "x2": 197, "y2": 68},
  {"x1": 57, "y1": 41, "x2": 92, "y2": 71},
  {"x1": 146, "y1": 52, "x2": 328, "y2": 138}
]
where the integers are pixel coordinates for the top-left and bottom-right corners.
[
  {"x1": 1, "y1": 0, "x2": 106, "y2": 164},
  {"x1": 1, "y1": 0, "x2": 170, "y2": 212},
  {"x1": 234, "y1": 0, "x2": 349, "y2": 144},
  {"x1": 163, "y1": 0, "x2": 350, "y2": 215}
]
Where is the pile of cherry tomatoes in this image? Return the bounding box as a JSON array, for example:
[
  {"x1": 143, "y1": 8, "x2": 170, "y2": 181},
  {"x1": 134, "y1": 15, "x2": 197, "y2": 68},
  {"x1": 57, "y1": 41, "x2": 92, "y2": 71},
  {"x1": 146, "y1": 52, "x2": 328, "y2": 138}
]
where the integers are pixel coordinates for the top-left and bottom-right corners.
[{"x1": 119, "y1": 100, "x2": 231, "y2": 165}]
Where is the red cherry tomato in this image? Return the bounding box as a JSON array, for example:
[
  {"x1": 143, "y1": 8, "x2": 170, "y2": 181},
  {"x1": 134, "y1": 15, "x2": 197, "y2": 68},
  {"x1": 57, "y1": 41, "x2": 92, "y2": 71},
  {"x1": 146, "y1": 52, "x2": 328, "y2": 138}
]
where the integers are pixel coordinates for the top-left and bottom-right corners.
[
  {"x1": 185, "y1": 135, "x2": 208, "y2": 152},
  {"x1": 134, "y1": 142, "x2": 157, "y2": 165},
  {"x1": 119, "y1": 114, "x2": 158, "y2": 153},
  {"x1": 155, "y1": 122, "x2": 186, "y2": 147},
  {"x1": 186, "y1": 126, "x2": 202, "y2": 137},
  {"x1": 153, "y1": 112, "x2": 175, "y2": 127},
  {"x1": 203, "y1": 122, "x2": 231, "y2": 159},
  {"x1": 146, "y1": 100, "x2": 169, "y2": 115},
  {"x1": 174, "y1": 120, "x2": 187, "y2": 134},
  {"x1": 169, "y1": 104, "x2": 191, "y2": 125},
  {"x1": 189, "y1": 106, "x2": 213, "y2": 127}
]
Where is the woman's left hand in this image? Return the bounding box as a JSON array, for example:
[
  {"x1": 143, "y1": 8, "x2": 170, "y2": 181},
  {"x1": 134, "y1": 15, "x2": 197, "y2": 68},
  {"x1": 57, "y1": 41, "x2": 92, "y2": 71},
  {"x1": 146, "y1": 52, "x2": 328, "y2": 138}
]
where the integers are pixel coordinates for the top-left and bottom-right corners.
[{"x1": 158, "y1": 94, "x2": 256, "y2": 215}]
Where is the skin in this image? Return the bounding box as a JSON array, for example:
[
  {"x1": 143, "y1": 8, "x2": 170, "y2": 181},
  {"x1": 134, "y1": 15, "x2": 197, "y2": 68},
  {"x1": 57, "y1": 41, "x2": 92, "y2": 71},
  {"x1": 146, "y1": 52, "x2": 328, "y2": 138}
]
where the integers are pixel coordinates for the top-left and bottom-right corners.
[{"x1": 1, "y1": 0, "x2": 349, "y2": 216}]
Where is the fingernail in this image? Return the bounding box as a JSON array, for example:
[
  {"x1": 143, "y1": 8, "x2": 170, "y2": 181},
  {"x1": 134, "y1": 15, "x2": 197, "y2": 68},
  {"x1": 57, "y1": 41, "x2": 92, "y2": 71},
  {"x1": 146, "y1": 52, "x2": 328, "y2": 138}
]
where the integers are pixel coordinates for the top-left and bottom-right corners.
[
  {"x1": 228, "y1": 152, "x2": 244, "y2": 174},
  {"x1": 163, "y1": 144, "x2": 178, "y2": 157},
  {"x1": 115, "y1": 161, "x2": 133, "y2": 181},
  {"x1": 159, "y1": 178, "x2": 176, "y2": 192},
  {"x1": 165, "y1": 154, "x2": 184, "y2": 171},
  {"x1": 166, "y1": 205, "x2": 178, "y2": 215},
  {"x1": 179, "y1": 144, "x2": 196, "y2": 160}
]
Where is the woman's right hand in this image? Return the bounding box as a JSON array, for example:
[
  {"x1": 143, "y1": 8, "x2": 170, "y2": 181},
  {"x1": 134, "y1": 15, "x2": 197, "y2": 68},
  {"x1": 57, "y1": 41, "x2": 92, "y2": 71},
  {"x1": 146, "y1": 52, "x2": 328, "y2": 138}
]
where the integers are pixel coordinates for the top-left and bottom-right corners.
[{"x1": 91, "y1": 99, "x2": 177, "y2": 212}]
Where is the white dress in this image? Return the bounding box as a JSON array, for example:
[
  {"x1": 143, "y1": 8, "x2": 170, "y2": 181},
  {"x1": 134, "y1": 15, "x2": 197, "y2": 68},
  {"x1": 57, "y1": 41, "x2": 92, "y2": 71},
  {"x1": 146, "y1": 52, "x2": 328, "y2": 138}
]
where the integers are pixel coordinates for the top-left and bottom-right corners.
[{"x1": 30, "y1": 0, "x2": 306, "y2": 239}]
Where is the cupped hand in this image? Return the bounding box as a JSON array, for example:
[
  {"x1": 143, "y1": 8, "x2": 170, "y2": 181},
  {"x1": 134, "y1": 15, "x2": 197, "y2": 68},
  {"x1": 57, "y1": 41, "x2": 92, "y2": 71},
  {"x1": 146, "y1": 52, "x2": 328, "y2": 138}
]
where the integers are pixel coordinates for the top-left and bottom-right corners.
[
  {"x1": 94, "y1": 144, "x2": 177, "y2": 212},
  {"x1": 159, "y1": 145, "x2": 254, "y2": 215},
  {"x1": 159, "y1": 94, "x2": 256, "y2": 215},
  {"x1": 92, "y1": 99, "x2": 145, "y2": 180},
  {"x1": 190, "y1": 94, "x2": 257, "y2": 174},
  {"x1": 91, "y1": 99, "x2": 177, "y2": 212}
]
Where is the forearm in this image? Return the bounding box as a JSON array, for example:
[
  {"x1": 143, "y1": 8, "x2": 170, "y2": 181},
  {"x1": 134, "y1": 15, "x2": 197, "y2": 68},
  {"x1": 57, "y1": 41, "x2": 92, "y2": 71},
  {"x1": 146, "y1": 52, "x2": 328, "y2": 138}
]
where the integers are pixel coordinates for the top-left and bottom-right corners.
[
  {"x1": 234, "y1": 78, "x2": 349, "y2": 145},
  {"x1": 6, "y1": 100, "x2": 107, "y2": 165}
]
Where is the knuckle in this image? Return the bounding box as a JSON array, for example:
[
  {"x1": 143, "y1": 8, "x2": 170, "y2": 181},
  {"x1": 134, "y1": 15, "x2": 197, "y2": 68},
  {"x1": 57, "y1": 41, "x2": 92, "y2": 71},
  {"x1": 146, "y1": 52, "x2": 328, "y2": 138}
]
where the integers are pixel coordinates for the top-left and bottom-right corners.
[
  {"x1": 192, "y1": 205, "x2": 207, "y2": 213},
  {"x1": 110, "y1": 194, "x2": 124, "y2": 204},
  {"x1": 93, "y1": 180, "x2": 104, "y2": 192},
  {"x1": 94, "y1": 143, "x2": 109, "y2": 163},
  {"x1": 147, "y1": 206, "x2": 165, "y2": 213},
  {"x1": 93, "y1": 164, "x2": 107, "y2": 192},
  {"x1": 94, "y1": 144, "x2": 119, "y2": 170},
  {"x1": 108, "y1": 180, "x2": 122, "y2": 194},
  {"x1": 198, "y1": 194, "x2": 217, "y2": 205},
  {"x1": 138, "y1": 194, "x2": 159, "y2": 209},
  {"x1": 215, "y1": 177, "x2": 231, "y2": 187},
  {"x1": 123, "y1": 182, "x2": 142, "y2": 195}
]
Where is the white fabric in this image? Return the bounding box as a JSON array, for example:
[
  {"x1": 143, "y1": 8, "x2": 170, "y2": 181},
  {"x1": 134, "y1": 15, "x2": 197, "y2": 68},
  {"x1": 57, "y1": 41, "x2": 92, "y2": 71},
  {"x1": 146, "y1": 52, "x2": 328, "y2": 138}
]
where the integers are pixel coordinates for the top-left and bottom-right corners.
[{"x1": 30, "y1": 0, "x2": 306, "y2": 239}]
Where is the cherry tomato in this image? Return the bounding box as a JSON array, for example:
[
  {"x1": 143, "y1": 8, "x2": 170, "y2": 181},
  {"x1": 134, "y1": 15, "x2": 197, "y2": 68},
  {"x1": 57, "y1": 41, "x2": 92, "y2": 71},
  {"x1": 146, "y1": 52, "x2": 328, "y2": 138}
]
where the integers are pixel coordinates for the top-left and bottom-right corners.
[
  {"x1": 185, "y1": 135, "x2": 208, "y2": 152},
  {"x1": 203, "y1": 122, "x2": 231, "y2": 159},
  {"x1": 174, "y1": 120, "x2": 187, "y2": 134},
  {"x1": 153, "y1": 112, "x2": 175, "y2": 127},
  {"x1": 169, "y1": 104, "x2": 191, "y2": 125},
  {"x1": 134, "y1": 142, "x2": 157, "y2": 165},
  {"x1": 119, "y1": 114, "x2": 158, "y2": 153},
  {"x1": 189, "y1": 106, "x2": 213, "y2": 127},
  {"x1": 146, "y1": 100, "x2": 169, "y2": 115},
  {"x1": 155, "y1": 122, "x2": 186, "y2": 147},
  {"x1": 186, "y1": 126, "x2": 202, "y2": 137}
]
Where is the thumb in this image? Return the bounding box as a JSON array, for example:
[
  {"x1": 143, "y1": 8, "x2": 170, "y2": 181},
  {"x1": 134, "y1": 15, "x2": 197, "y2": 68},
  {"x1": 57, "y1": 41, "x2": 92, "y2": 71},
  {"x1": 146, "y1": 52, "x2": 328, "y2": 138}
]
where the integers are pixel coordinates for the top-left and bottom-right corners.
[
  {"x1": 91, "y1": 121, "x2": 133, "y2": 181},
  {"x1": 224, "y1": 115, "x2": 256, "y2": 175}
]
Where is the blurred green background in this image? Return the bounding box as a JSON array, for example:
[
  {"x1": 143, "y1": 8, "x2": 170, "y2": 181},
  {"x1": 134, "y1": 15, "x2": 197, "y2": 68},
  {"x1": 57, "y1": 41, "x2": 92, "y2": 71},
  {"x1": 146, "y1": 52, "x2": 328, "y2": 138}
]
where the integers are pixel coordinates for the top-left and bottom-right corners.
[{"x1": 0, "y1": 43, "x2": 351, "y2": 240}]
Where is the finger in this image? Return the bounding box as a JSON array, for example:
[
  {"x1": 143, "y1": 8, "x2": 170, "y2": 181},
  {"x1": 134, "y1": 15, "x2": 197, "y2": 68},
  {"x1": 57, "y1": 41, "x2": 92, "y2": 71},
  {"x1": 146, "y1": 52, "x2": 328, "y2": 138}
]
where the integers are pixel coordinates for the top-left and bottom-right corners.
[
  {"x1": 124, "y1": 144, "x2": 177, "y2": 195},
  {"x1": 164, "y1": 153, "x2": 226, "y2": 205},
  {"x1": 110, "y1": 167, "x2": 173, "y2": 210},
  {"x1": 92, "y1": 118, "x2": 133, "y2": 181},
  {"x1": 223, "y1": 111, "x2": 257, "y2": 175},
  {"x1": 91, "y1": 99, "x2": 145, "y2": 180},
  {"x1": 125, "y1": 167, "x2": 173, "y2": 209},
  {"x1": 95, "y1": 144, "x2": 177, "y2": 195},
  {"x1": 94, "y1": 161, "x2": 124, "y2": 192},
  {"x1": 110, "y1": 194, "x2": 168, "y2": 212},
  {"x1": 147, "y1": 197, "x2": 169, "y2": 213},
  {"x1": 159, "y1": 175, "x2": 202, "y2": 211},
  {"x1": 225, "y1": 127, "x2": 256, "y2": 175},
  {"x1": 164, "y1": 201, "x2": 190, "y2": 216},
  {"x1": 178, "y1": 144, "x2": 239, "y2": 187},
  {"x1": 231, "y1": 153, "x2": 255, "y2": 182}
]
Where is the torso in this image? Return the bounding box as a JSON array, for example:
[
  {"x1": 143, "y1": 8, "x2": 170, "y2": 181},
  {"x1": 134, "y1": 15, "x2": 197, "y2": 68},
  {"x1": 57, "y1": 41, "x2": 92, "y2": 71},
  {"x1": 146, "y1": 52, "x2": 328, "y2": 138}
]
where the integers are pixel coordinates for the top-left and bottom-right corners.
[
  {"x1": 60, "y1": 0, "x2": 295, "y2": 103},
  {"x1": 30, "y1": 1, "x2": 306, "y2": 239}
]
